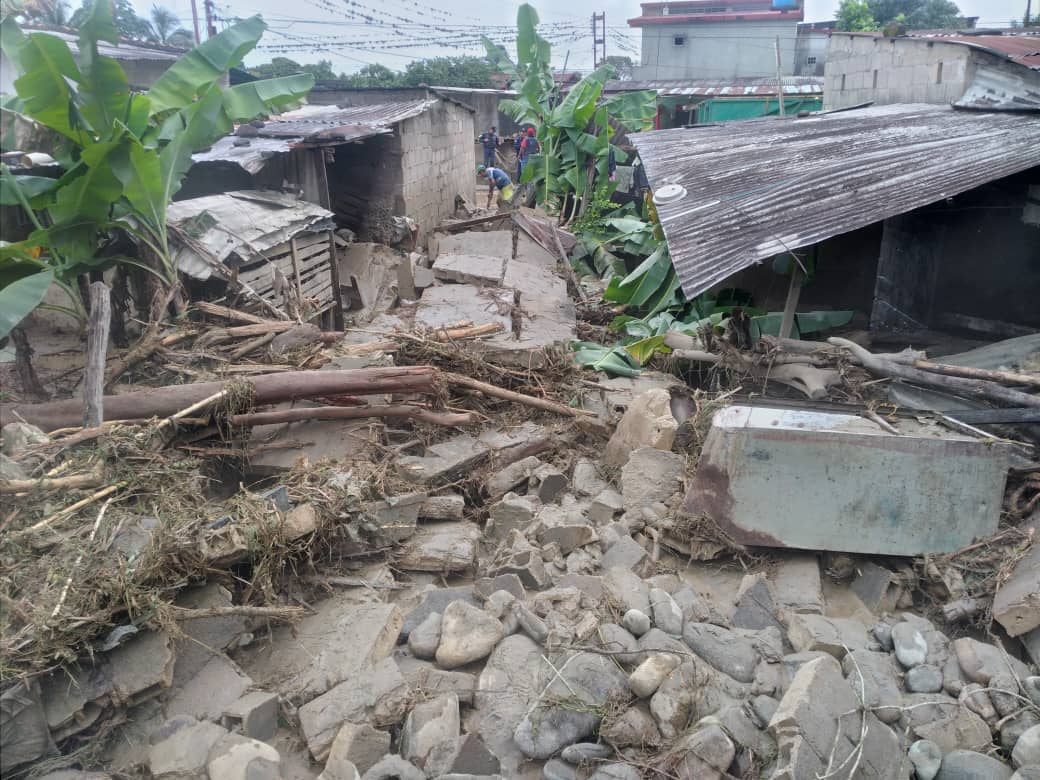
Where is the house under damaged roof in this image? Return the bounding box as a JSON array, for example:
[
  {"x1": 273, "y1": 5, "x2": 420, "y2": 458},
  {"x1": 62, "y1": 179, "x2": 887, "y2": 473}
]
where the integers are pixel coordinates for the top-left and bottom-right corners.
[
  {"x1": 182, "y1": 97, "x2": 476, "y2": 243},
  {"x1": 631, "y1": 103, "x2": 1040, "y2": 335}
]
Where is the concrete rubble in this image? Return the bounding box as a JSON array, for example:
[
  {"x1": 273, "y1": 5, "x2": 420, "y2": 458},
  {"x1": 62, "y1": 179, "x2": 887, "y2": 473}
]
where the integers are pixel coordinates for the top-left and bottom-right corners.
[{"x1": 2, "y1": 209, "x2": 1037, "y2": 780}]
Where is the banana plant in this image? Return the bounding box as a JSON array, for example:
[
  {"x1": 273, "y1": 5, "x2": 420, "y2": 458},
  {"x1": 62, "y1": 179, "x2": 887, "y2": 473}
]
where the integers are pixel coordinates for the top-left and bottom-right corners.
[
  {"x1": 484, "y1": 4, "x2": 655, "y2": 220},
  {"x1": 0, "y1": 3, "x2": 314, "y2": 338}
]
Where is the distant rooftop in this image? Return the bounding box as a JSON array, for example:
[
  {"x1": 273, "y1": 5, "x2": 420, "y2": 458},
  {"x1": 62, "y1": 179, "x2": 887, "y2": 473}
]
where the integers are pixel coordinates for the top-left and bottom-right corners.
[
  {"x1": 835, "y1": 29, "x2": 1040, "y2": 71},
  {"x1": 18, "y1": 24, "x2": 186, "y2": 60},
  {"x1": 604, "y1": 76, "x2": 823, "y2": 96},
  {"x1": 629, "y1": 0, "x2": 804, "y2": 27}
]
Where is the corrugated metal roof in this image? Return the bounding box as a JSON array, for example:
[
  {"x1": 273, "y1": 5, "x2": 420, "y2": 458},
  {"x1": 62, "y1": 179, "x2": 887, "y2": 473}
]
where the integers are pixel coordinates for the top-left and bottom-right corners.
[
  {"x1": 605, "y1": 77, "x2": 824, "y2": 97},
  {"x1": 167, "y1": 190, "x2": 334, "y2": 281},
  {"x1": 191, "y1": 136, "x2": 295, "y2": 174},
  {"x1": 630, "y1": 103, "x2": 1040, "y2": 299},
  {"x1": 256, "y1": 100, "x2": 436, "y2": 142},
  {"x1": 909, "y1": 32, "x2": 1040, "y2": 70},
  {"x1": 21, "y1": 26, "x2": 183, "y2": 60}
]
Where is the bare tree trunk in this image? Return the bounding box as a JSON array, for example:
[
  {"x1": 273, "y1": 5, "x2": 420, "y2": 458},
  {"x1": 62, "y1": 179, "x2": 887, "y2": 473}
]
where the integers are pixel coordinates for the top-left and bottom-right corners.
[
  {"x1": 82, "y1": 283, "x2": 111, "y2": 428},
  {"x1": 110, "y1": 265, "x2": 130, "y2": 348},
  {"x1": 10, "y1": 326, "x2": 49, "y2": 401}
]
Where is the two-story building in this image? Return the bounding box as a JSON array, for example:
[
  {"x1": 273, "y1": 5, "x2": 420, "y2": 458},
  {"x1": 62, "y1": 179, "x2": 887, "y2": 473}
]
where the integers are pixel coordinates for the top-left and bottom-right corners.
[{"x1": 628, "y1": 0, "x2": 804, "y2": 81}]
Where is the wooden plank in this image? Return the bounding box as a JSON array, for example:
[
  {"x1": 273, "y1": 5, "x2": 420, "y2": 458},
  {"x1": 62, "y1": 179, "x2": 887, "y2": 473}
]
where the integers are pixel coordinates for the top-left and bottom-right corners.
[
  {"x1": 328, "y1": 231, "x2": 345, "y2": 330},
  {"x1": 83, "y1": 283, "x2": 111, "y2": 428},
  {"x1": 237, "y1": 250, "x2": 331, "y2": 293},
  {"x1": 290, "y1": 237, "x2": 305, "y2": 309},
  {"x1": 436, "y1": 212, "x2": 510, "y2": 233}
]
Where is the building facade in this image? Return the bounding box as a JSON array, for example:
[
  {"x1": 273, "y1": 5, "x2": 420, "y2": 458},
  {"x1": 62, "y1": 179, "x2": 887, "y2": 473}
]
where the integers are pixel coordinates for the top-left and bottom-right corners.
[
  {"x1": 824, "y1": 32, "x2": 1040, "y2": 111},
  {"x1": 629, "y1": 0, "x2": 804, "y2": 81}
]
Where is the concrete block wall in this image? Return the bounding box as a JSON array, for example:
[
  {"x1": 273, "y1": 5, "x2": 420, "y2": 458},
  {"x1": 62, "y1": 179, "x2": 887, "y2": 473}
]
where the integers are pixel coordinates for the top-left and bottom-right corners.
[
  {"x1": 636, "y1": 19, "x2": 799, "y2": 80},
  {"x1": 398, "y1": 100, "x2": 476, "y2": 240},
  {"x1": 824, "y1": 34, "x2": 971, "y2": 109}
]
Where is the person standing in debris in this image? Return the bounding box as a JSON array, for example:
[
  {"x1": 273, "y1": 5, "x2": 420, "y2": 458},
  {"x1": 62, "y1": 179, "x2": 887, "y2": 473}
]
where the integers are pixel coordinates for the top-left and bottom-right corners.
[
  {"x1": 477, "y1": 165, "x2": 514, "y2": 209},
  {"x1": 517, "y1": 127, "x2": 540, "y2": 180},
  {"x1": 478, "y1": 125, "x2": 498, "y2": 170}
]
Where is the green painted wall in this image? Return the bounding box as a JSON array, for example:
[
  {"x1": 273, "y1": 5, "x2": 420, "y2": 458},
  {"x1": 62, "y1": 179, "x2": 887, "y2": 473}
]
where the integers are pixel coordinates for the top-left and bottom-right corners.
[{"x1": 699, "y1": 96, "x2": 823, "y2": 122}]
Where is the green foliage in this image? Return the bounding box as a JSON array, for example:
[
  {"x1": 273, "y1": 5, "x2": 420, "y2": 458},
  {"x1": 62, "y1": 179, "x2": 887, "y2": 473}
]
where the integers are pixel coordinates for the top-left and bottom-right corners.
[
  {"x1": 149, "y1": 5, "x2": 192, "y2": 47},
  {"x1": 862, "y1": 0, "x2": 963, "y2": 30},
  {"x1": 339, "y1": 62, "x2": 399, "y2": 88},
  {"x1": 0, "y1": 7, "x2": 313, "y2": 334},
  {"x1": 487, "y1": 4, "x2": 655, "y2": 221},
  {"x1": 331, "y1": 56, "x2": 497, "y2": 89},
  {"x1": 69, "y1": 0, "x2": 150, "y2": 39},
  {"x1": 836, "y1": 0, "x2": 878, "y2": 30},
  {"x1": 249, "y1": 57, "x2": 338, "y2": 80},
  {"x1": 602, "y1": 55, "x2": 633, "y2": 80}
]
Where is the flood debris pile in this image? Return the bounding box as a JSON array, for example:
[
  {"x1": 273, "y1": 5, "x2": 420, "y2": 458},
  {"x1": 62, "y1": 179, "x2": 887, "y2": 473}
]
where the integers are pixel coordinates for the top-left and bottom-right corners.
[{"x1": 1, "y1": 215, "x2": 1039, "y2": 780}]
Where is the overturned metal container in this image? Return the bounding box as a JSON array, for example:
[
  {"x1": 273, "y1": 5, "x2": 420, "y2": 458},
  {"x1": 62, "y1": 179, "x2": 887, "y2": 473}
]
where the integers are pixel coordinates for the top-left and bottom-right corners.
[{"x1": 686, "y1": 405, "x2": 1010, "y2": 555}]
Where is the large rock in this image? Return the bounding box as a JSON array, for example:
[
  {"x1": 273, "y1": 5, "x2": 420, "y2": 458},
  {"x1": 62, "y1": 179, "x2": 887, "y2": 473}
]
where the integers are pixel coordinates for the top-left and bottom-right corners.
[
  {"x1": 401, "y1": 693, "x2": 461, "y2": 777},
  {"x1": 629, "y1": 654, "x2": 681, "y2": 698},
  {"x1": 650, "y1": 658, "x2": 749, "y2": 740},
  {"x1": 473, "y1": 635, "x2": 546, "y2": 775},
  {"x1": 650, "y1": 588, "x2": 684, "y2": 636},
  {"x1": 731, "y1": 573, "x2": 785, "y2": 635},
  {"x1": 892, "y1": 621, "x2": 929, "y2": 668},
  {"x1": 401, "y1": 586, "x2": 477, "y2": 640},
  {"x1": 206, "y1": 733, "x2": 281, "y2": 780},
  {"x1": 911, "y1": 702, "x2": 992, "y2": 754},
  {"x1": 513, "y1": 651, "x2": 629, "y2": 759},
  {"x1": 841, "y1": 651, "x2": 902, "y2": 724},
  {"x1": 619, "y1": 447, "x2": 684, "y2": 511},
  {"x1": 682, "y1": 623, "x2": 763, "y2": 683},
  {"x1": 993, "y1": 543, "x2": 1040, "y2": 638},
  {"x1": 298, "y1": 657, "x2": 411, "y2": 761},
  {"x1": 602, "y1": 567, "x2": 651, "y2": 616},
  {"x1": 409, "y1": 612, "x2": 443, "y2": 660},
  {"x1": 600, "y1": 705, "x2": 662, "y2": 748},
  {"x1": 769, "y1": 656, "x2": 908, "y2": 780},
  {"x1": 360, "y1": 755, "x2": 425, "y2": 780},
  {"x1": 669, "y1": 722, "x2": 735, "y2": 780},
  {"x1": 325, "y1": 723, "x2": 391, "y2": 776},
  {"x1": 603, "y1": 389, "x2": 679, "y2": 468},
  {"x1": 953, "y1": 637, "x2": 1032, "y2": 683},
  {"x1": 486, "y1": 495, "x2": 538, "y2": 542},
  {"x1": 787, "y1": 614, "x2": 870, "y2": 659},
  {"x1": 597, "y1": 623, "x2": 641, "y2": 667},
  {"x1": 398, "y1": 658, "x2": 477, "y2": 705},
  {"x1": 572, "y1": 458, "x2": 610, "y2": 497},
  {"x1": 935, "y1": 750, "x2": 1014, "y2": 780},
  {"x1": 396, "y1": 522, "x2": 480, "y2": 572},
  {"x1": 601, "y1": 536, "x2": 650, "y2": 576},
  {"x1": 436, "y1": 601, "x2": 504, "y2": 669},
  {"x1": 1, "y1": 422, "x2": 49, "y2": 456},
  {"x1": 149, "y1": 719, "x2": 228, "y2": 779},
  {"x1": 1015, "y1": 726, "x2": 1040, "y2": 769}
]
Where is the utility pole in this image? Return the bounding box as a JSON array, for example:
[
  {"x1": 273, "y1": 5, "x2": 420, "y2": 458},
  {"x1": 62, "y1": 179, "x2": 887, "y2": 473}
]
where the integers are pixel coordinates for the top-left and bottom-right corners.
[
  {"x1": 774, "y1": 35, "x2": 786, "y2": 117},
  {"x1": 1027, "y1": 0, "x2": 1033, "y2": 26},
  {"x1": 204, "y1": 0, "x2": 217, "y2": 39},
  {"x1": 592, "y1": 12, "x2": 606, "y2": 68},
  {"x1": 189, "y1": 0, "x2": 201, "y2": 44}
]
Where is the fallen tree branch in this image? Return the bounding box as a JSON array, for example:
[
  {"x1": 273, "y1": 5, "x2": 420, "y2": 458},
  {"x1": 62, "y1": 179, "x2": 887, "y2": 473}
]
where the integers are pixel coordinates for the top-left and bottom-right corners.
[
  {"x1": 104, "y1": 331, "x2": 192, "y2": 389},
  {"x1": 167, "y1": 605, "x2": 306, "y2": 621},
  {"x1": 444, "y1": 372, "x2": 599, "y2": 420},
  {"x1": 910, "y1": 359, "x2": 1040, "y2": 390},
  {"x1": 228, "y1": 405, "x2": 475, "y2": 428},
  {"x1": 0, "y1": 471, "x2": 104, "y2": 495},
  {"x1": 15, "y1": 483, "x2": 125, "y2": 537},
  {"x1": 193, "y1": 301, "x2": 271, "y2": 325},
  {"x1": 670, "y1": 347, "x2": 841, "y2": 400},
  {"x1": 228, "y1": 332, "x2": 276, "y2": 361},
  {"x1": 829, "y1": 338, "x2": 1040, "y2": 409},
  {"x1": 4, "y1": 366, "x2": 440, "y2": 431},
  {"x1": 340, "y1": 322, "x2": 505, "y2": 357}
]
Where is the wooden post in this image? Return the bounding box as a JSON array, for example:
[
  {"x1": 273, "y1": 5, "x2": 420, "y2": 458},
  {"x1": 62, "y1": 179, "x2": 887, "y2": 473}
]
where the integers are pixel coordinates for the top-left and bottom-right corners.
[
  {"x1": 775, "y1": 36, "x2": 786, "y2": 118},
  {"x1": 778, "y1": 264, "x2": 804, "y2": 340},
  {"x1": 289, "y1": 237, "x2": 305, "y2": 313},
  {"x1": 83, "y1": 282, "x2": 111, "y2": 428},
  {"x1": 327, "y1": 231, "x2": 346, "y2": 330}
]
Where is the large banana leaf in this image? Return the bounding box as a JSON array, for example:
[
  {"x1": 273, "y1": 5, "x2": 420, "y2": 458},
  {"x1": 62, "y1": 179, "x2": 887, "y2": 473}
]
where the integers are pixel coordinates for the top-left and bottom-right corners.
[
  {"x1": 147, "y1": 16, "x2": 266, "y2": 114},
  {"x1": 157, "y1": 85, "x2": 226, "y2": 208},
  {"x1": 573, "y1": 341, "x2": 642, "y2": 378},
  {"x1": 222, "y1": 75, "x2": 314, "y2": 122},
  {"x1": 0, "y1": 269, "x2": 53, "y2": 340},
  {"x1": 551, "y1": 66, "x2": 610, "y2": 128},
  {"x1": 75, "y1": 0, "x2": 129, "y2": 136},
  {"x1": 515, "y1": 4, "x2": 550, "y2": 69},
  {"x1": 0, "y1": 175, "x2": 59, "y2": 205},
  {"x1": 9, "y1": 29, "x2": 86, "y2": 140}
]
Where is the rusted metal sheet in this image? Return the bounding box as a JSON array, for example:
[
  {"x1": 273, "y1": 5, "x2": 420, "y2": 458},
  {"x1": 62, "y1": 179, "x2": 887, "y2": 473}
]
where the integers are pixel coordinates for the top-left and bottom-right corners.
[
  {"x1": 630, "y1": 103, "x2": 1040, "y2": 299},
  {"x1": 686, "y1": 405, "x2": 1009, "y2": 555},
  {"x1": 604, "y1": 77, "x2": 823, "y2": 97},
  {"x1": 909, "y1": 32, "x2": 1040, "y2": 70}
]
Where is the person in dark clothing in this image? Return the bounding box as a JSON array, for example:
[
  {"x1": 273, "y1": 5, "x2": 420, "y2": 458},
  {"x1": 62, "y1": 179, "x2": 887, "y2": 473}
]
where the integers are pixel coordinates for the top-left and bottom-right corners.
[
  {"x1": 478, "y1": 125, "x2": 498, "y2": 169},
  {"x1": 517, "y1": 127, "x2": 540, "y2": 180}
]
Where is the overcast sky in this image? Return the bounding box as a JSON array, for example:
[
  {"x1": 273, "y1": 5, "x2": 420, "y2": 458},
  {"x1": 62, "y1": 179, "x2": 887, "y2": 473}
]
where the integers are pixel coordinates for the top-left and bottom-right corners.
[{"x1": 130, "y1": 0, "x2": 1031, "y2": 74}]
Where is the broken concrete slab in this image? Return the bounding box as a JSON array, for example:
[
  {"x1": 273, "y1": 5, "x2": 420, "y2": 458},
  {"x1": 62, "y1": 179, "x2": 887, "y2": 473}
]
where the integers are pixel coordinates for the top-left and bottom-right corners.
[
  {"x1": 620, "y1": 447, "x2": 684, "y2": 512},
  {"x1": 432, "y1": 253, "x2": 507, "y2": 286},
  {"x1": 149, "y1": 719, "x2": 228, "y2": 779},
  {"x1": 361, "y1": 492, "x2": 427, "y2": 545},
  {"x1": 603, "y1": 389, "x2": 679, "y2": 468},
  {"x1": 770, "y1": 554, "x2": 824, "y2": 615},
  {"x1": 687, "y1": 406, "x2": 1009, "y2": 555},
  {"x1": 324, "y1": 722, "x2": 390, "y2": 777},
  {"x1": 731, "y1": 573, "x2": 785, "y2": 635},
  {"x1": 601, "y1": 536, "x2": 651, "y2": 576},
  {"x1": 401, "y1": 693, "x2": 461, "y2": 777},
  {"x1": 298, "y1": 657, "x2": 411, "y2": 761},
  {"x1": 992, "y1": 542, "x2": 1040, "y2": 638},
  {"x1": 396, "y1": 522, "x2": 480, "y2": 572},
  {"x1": 530, "y1": 463, "x2": 568, "y2": 504},
  {"x1": 398, "y1": 435, "x2": 491, "y2": 485},
  {"x1": 165, "y1": 653, "x2": 253, "y2": 722},
  {"x1": 769, "y1": 655, "x2": 907, "y2": 780},
  {"x1": 485, "y1": 456, "x2": 545, "y2": 499},
  {"x1": 486, "y1": 494, "x2": 538, "y2": 541}
]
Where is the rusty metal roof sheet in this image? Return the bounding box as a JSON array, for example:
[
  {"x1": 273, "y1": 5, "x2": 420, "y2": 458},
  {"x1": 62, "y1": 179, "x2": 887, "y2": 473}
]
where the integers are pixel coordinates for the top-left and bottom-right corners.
[
  {"x1": 630, "y1": 103, "x2": 1040, "y2": 299},
  {"x1": 191, "y1": 136, "x2": 295, "y2": 174},
  {"x1": 257, "y1": 100, "x2": 437, "y2": 142},
  {"x1": 909, "y1": 32, "x2": 1040, "y2": 70},
  {"x1": 604, "y1": 77, "x2": 823, "y2": 97}
]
